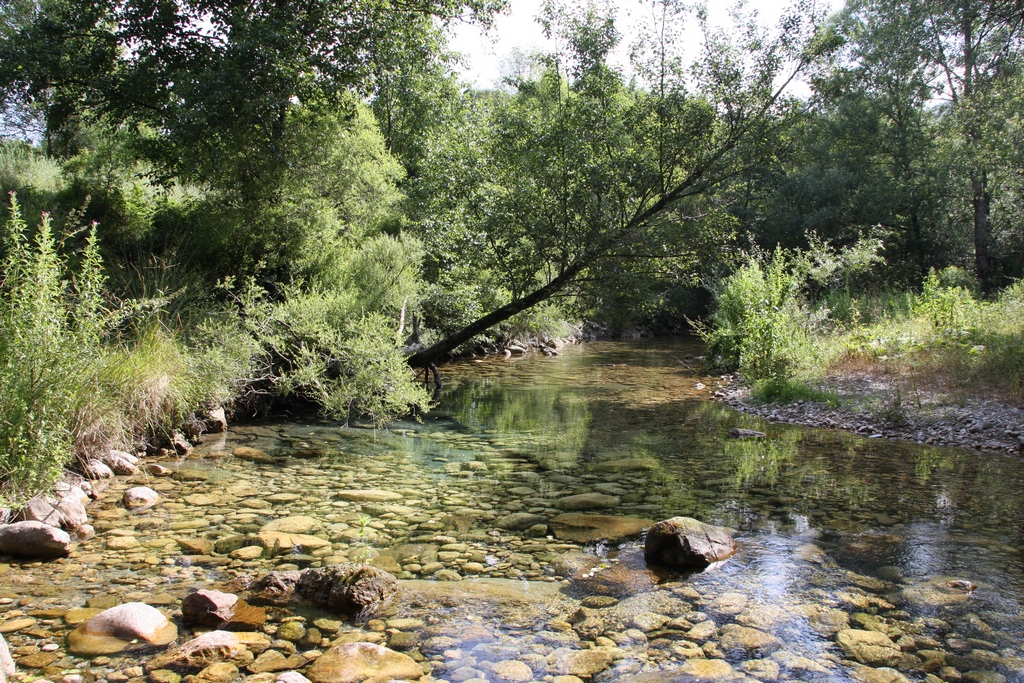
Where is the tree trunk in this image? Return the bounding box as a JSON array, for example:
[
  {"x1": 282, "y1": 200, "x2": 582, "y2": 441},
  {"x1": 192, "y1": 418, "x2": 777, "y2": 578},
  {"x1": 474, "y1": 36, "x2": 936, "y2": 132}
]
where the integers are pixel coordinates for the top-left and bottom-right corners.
[
  {"x1": 406, "y1": 262, "x2": 586, "y2": 368},
  {"x1": 972, "y1": 170, "x2": 991, "y2": 292}
]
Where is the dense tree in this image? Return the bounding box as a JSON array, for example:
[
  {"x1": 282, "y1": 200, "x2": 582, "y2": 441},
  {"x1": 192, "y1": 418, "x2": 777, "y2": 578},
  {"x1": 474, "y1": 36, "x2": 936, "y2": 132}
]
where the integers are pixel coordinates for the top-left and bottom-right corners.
[
  {"x1": 405, "y1": 0, "x2": 832, "y2": 365},
  {"x1": 0, "y1": 0, "x2": 504, "y2": 178}
]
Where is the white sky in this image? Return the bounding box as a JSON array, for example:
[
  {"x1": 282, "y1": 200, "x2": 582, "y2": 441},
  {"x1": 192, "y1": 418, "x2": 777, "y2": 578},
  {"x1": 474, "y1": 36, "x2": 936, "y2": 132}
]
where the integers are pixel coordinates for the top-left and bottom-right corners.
[{"x1": 448, "y1": 0, "x2": 846, "y2": 88}]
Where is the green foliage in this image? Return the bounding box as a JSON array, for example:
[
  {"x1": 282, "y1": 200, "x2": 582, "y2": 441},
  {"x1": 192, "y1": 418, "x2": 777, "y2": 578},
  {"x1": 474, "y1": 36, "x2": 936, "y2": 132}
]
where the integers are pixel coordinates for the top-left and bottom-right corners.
[
  {"x1": 751, "y1": 379, "x2": 839, "y2": 406},
  {"x1": 913, "y1": 267, "x2": 979, "y2": 332},
  {"x1": 700, "y1": 248, "x2": 808, "y2": 383},
  {"x1": 242, "y1": 284, "x2": 430, "y2": 426},
  {"x1": 0, "y1": 195, "x2": 106, "y2": 505}
]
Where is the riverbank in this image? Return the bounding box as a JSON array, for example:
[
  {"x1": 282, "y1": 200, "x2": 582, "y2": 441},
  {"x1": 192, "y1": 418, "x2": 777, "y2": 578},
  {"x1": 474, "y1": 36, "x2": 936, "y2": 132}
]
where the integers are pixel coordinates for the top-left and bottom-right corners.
[{"x1": 713, "y1": 371, "x2": 1024, "y2": 455}]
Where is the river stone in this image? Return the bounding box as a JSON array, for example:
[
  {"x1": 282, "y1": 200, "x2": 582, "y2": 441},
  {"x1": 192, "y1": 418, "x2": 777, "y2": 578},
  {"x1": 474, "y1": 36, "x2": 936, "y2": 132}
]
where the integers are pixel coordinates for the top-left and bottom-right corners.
[
  {"x1": 182, "y1": 590, "x2": 264, "y2": 630},
  {"x1": 306, "y1": 642, "x2": 422, "y2": 683},
  {"x1": 102, "y1": 450, "x2": 140, "y2": 475},
  {"x1": 231, "y1": 546, "x2": 265, "y2": 561},
  {"x1": 718, "y1": 624, "x2": 783, "y2": 656},
  {"x1": 848, "y1": 664, "x2": 914, "y2": 683},
  {"x1": 55, "y1": 489, "x2": 88, "y2": 529},
  {"x1": 686, "y1": 619, "x2": 718, "y2": 642},
  {"x1": 710, "y1": 592, "x2": 748, "y2": 616},
  {"x1": 296, "y1": 564, "x2": 398, "y2": 618},
  {"x1": 206, "y1": 407, "x2": 228, "y2": 433},
  {"x1": 233, "y1": 447, "x2": 274, "y2": 464},
  {"x1": 547, "y1": 648, "x2": 613, "y2": 677},
  {"x1": 903, "y1": 577, "x2": 976, "y2": 610},
  {"x1": 123, "y1": 487, "x2": 160, "y2": 511},
  {"x1": 550, "y1": 514, "x2": 652, "y2": 543},
  {"x1": 173, "y1": 469, "x2": 208, "y2": 482},
  {"x1": 494, "y1": 513, "x2": 548, "y2": 531},
  {"x1": 84, "y1": 460, "x2": 114, "y2": 480},
  {"x1": 555, "y1": 493, "x2": 621, "y2": 511},
  {"x1": 256, "y1": 531, "x2": 330, "y2": 556},
  {"x1": 334, "y1": 490, "x2": 402, "y2": 503},
  {"x1": 678, "y1": 658, "x2": 740, "y2": 680},
  {"x1": 249, "y1": 571, "x2": 301, "y2": 604},
  {"x1": 276, "y1": 673, "x2": 311, "y2": 683},
  {"x1": 837, "y1": 629, "x2": 903, "y2": 667},
  {"x1": 0, "y1": 634, "x2": 13, "y2": 679},
  {"x1": 570, "y1": 562, "x2": 659, "y2": 597},
  {"x1": 248, "y1": 650, "x2": 305, "y2": 673},
  {"x1": 644, "y1": 517, "x2": 737, "y2": 570},
  {"x1": 0, "y1": 521, "x2": 71, "y2": 557},
  {"x1": 18, "y1": 494, "x2": 62, "y2": 527},
  {"x1": 492, "y1": 659, "x2": 533, "y2": 683},
  {"x1": 260, "y1": 516, "x2": 323, "y2": 535},
  {"x1": 67, "y1": 602, "x2": 177, "y2": 656},
  {"x1": 0, "y1": 619, "x2": 35, "y2": 634},
  {"x1": 178, "y1": 538, "x2": 215, "y2": 555},
  {"x1": 145, "y1": 631, "x2": 250, "y2": 672}
]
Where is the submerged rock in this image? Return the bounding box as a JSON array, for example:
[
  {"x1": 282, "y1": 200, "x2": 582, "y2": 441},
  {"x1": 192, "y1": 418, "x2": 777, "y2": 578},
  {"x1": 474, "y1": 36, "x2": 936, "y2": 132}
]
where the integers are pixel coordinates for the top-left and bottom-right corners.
[
  {"x1": 728, "y1": 428, "x2": 766, "y2": 438},
  {"x1": 296, "y1": 564, "x2": 398, "y2": 619},
  {"x1": 232, "y1": 447, "x2": 273, "y2": 464},
  {"x1": 0, "y1": 521, "x2": 71, "y2": 557},
  {"x1": 67, "y1": 602, "x2": 177, "y2": 656},
  {"x1": 644, "y1": 517, "x2": 737, "y2": 571},
  {"x1": 144, "y1": 631, "x2": 252, "y2": 672},
  {"x1": 555, "y1": 493, "x2": 621, "y2": 511},
  {"x1": 305, "y1": 642, "x2": 422, "y2": 683},
  {"x1": 902, "y1": 577, "x2": 976, "y2": 610},
  {"x1": 836, "y1": 629, "x2": 903, "y2": 667},
  {"x1": 549, "y1": 514, "x2": 652, "y2": 543}
]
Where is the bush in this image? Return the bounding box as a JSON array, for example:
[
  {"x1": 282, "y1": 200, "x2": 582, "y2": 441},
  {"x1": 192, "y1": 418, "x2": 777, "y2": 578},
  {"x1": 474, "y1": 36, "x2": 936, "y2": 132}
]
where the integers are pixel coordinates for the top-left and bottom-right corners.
[
  {"x1": 699, "y1": 247, "x2": 807, "y2": 383},
  {"x1": 0, "y1": 195, "x2": 107, "y2": 505}
]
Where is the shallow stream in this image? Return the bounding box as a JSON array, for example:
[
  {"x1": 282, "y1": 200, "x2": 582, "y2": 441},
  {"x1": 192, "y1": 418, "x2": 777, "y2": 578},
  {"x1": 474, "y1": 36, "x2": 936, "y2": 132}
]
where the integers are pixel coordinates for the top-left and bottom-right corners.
[{"x1": 2, "y1": 339, "x2": 1023, "y2": 683}]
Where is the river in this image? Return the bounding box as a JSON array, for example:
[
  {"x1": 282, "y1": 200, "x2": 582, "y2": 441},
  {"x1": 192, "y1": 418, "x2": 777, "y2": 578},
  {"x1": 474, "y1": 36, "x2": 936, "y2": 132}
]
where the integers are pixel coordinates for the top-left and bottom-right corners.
[{"x1": 1, "y1": 338, "x2": 1022, "y2": 683}]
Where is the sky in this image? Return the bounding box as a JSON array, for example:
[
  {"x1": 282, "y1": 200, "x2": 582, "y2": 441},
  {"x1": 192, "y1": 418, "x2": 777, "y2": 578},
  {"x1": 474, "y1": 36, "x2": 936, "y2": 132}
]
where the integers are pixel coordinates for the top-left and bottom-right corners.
[{"x1": 448, "y1": 0, "x2": 845, "y2": 89}]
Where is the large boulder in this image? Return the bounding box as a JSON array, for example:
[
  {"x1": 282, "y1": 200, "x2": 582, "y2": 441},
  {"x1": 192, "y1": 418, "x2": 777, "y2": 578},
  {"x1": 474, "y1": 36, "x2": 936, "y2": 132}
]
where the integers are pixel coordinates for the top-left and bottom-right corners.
[
  {"x1": 67, "y1": 602, "x2": 177, "y2": 656},
  {"x1": 306, "y1": 643, "x2": 422, "y2": 683},
  {"x1": 295, "y1": 564, "x2": 398, "y2": 619},
  {"x1": 644, "y1": 517, "x2": 736, "y2": 571},
  {"x1": 0, "y1": 521, "x2": 71, "y2": 557},
  {"x1": 550, "y1": 514, "x2": 652, "y2": 543}
]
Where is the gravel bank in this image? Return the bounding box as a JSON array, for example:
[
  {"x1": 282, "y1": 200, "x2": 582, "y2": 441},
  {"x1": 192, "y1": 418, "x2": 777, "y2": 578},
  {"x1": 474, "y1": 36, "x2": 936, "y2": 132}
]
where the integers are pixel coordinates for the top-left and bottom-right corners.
[{"x1": 713, "y1": 373, "x2": 1024, "y2": 455}]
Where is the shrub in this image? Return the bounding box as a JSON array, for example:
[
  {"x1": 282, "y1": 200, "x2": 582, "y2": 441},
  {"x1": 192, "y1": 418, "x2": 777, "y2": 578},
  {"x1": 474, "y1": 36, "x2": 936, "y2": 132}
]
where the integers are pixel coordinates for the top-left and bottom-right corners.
[
  {"x1": 0, "y1": 195, "x2": 107, "y2": 505},
  {"x1": 699, "y1": 247, "x2": 807, "y2": 383}
]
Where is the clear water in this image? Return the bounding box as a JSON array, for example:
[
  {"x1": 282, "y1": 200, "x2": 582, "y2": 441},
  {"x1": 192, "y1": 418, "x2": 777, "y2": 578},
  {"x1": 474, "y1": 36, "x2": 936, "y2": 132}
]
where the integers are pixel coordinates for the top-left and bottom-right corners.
[{"x1": 2, "y1": 338, "x2": 1022, "y2": 683}]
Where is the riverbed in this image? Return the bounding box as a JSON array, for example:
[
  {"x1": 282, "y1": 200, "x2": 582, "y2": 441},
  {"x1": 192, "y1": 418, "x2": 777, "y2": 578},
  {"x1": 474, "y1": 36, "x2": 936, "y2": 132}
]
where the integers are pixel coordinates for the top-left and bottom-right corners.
[{"x1": 2, "y1": 338, "x2": 1022, "y2": 683}]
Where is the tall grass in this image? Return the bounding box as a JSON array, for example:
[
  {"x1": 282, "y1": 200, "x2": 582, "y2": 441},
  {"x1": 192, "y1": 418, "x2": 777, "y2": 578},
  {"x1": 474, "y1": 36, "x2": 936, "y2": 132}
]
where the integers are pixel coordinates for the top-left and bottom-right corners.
[{"x1": 0, "y1": 195, "x2": 259, "y2": 506}]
